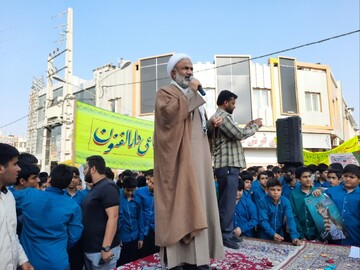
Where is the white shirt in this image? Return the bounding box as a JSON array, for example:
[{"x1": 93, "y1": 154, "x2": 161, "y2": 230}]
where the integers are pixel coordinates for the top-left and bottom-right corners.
[{"x1": 0, "y1": 187, "x2": 28, "y2": 270}]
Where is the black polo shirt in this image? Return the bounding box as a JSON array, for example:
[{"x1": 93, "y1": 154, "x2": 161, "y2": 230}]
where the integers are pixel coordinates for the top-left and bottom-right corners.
[{"x1": 82, "y1": 178, "x2": 120, "y2": 253}]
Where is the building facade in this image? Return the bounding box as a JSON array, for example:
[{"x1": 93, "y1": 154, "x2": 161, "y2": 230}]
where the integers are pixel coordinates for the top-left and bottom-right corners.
[{"x1": 27, "y1": 53, "x2": 359, "y2": 171}]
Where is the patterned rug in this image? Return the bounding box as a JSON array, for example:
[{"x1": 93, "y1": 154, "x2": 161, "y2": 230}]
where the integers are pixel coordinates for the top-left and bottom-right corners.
[
  {"x1": 281, "y1": 241, "x2": 360, "y2": 270},
  {"x1": 118, "y1": 238, "x2": 301, "y2": 269},
  {"x1": 118, "y1": 239, "x2": 360, "y2": 269}
]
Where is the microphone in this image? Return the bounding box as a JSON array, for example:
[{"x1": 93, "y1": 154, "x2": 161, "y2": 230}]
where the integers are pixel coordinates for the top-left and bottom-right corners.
[{"x1": 190, "y1": 76, "x2": 206, "y2": 96}]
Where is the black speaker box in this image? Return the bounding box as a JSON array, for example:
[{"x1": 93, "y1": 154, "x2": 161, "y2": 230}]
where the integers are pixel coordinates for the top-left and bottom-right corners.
[{"x1": 276, "y1": 116, "x2": 303, "y2": 166}]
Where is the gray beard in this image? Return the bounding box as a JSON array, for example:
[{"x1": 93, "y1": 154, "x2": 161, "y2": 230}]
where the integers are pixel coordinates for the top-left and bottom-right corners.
[{"x1": 175, "y1": 73, "x2": 189, "y2": 89}]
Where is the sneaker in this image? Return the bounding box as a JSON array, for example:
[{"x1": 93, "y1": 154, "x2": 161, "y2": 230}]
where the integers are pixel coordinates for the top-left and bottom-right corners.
[
  {"x1": 223, "y1": 238, "x2": 239, "y2": 249},
  {"x1": 231, "y1": 235, "x2": 243, "y2": 243}
]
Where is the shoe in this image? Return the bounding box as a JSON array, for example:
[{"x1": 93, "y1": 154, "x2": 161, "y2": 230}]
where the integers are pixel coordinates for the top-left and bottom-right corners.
[
  {"x1": 231, "y1": 235, "x2": 243, "y2": 243},
  {"x1": 223, "y1": 238, "x2": 239, "y2": 249},
  {"x1": 197, "y1": 265, "x2": 211, "y2": 270}
]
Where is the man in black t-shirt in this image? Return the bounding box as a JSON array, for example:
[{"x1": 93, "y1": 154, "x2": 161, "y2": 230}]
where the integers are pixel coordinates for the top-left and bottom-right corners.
[{"x1": 82, "y1": 155, "x2": 120, "y2": 270}]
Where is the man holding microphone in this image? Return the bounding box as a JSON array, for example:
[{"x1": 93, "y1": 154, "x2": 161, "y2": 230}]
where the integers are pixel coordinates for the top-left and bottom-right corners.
[{"x1": 154, "y1": 53, "x2": 224, "y2": 269}]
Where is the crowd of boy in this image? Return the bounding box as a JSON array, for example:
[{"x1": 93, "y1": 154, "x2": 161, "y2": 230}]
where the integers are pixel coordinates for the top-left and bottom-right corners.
[{"x1": 1, "y1": 141, "x2": 359, "y2": 270}]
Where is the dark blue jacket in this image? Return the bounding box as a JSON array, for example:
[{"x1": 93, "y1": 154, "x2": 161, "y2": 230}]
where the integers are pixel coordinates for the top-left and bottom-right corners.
[
  {"x1": 118, "y1": 189, "x2": 145, "y2": 243},
  {"x1": 14, "y1": 187, "x2": 83, "y2": 270},
  {"x1": 258, "y1": 195, "x2": 299, "y2": 241},
  {"x1": 233, "y1": 195, "x2": 258, "y2": 237},
  {"x1": 135, "y1": 186, "x2": 155, "y2": 236}
]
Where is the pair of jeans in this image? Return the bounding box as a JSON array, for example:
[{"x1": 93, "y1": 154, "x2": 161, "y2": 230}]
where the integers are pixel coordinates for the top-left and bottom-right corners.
[
  {"x1": 84, "y1": 245, "x2": 121, "y2": 270},
  {"x1": 215, "y1": 166, "x2": 240, "y2": 240}
]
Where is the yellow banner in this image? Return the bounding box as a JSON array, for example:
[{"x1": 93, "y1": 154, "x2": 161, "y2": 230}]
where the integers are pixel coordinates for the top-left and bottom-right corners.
[
  {"x1": 303, "y1": 136, "x2": 360, "y2": 165},
  {"x1": 75, "y1": 101, "x2": 154, "y2": 170}
]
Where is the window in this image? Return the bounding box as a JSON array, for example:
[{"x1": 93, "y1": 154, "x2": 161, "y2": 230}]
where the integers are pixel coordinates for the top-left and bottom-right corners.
[
  {"x1": 74, "y1": 87, "x2": 96, "y2": 106},
  {"x1": 140, "y1": 55, "x2": 172, "y2": 114},
  {"x1": 252, "y1": 88, "x2": 273, "y2": 126},
  {"x1": 305, "y1": 92, "x2": 321, "y2": 112},
  {"x1": 279, "y1": 57, "x2": 298, "y2": 114},
  {"x1": 108, "y1": 98, "x2": 121, "y2": 113},
  {"x1": 216, "y1": 56, "x2": 252, "y2": 124}
]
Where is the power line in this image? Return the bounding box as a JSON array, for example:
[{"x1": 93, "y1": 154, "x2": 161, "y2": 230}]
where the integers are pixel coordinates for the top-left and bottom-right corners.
[
  {"x1": 103, "y1": 29, "x2": 360, "y2": 88},
  {"x1": 1, "y1": 29, "x2": 359, "y2": 130}
]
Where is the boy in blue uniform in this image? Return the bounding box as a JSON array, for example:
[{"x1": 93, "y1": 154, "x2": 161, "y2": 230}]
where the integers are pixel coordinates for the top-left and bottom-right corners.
[
  {"x1": 64, "y1": 166, "x2": 85, "y2": 206},
  {"x1": 9, "y1": 162, "x2": 40, "y2": 236},
  {"x1": 135, "y1": 169, "x2": 159, "y2": 258},
  {"x1": 233, "y1": 179, "x2": 258, "y2": 238},
  {"x1": 314, "y1": 163, "x2": 330, "y2": 188},
  {"x1": 13, "y1": 164, "x2": 83, "y2": 270},
  {"x1": 240, "y1": 171, "x2": 253, "y2": 198},
  {"x1": 324, "y1": 164, "x2": 360, "y2": 246},
  {"x1": 117, "y1": 176, "x2": 144, "y2": 266},
  {"x1": 258, "y1": 178, "x2": 301, "y2": 246},
  {"x1": 251, "y1": 171, "x2": 269, "y2": 207}
]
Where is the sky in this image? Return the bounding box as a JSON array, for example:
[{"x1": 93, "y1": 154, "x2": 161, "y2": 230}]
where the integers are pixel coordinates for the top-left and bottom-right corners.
[{"x1": 1, "y1": 0, "x2": 359, "y2": 136}]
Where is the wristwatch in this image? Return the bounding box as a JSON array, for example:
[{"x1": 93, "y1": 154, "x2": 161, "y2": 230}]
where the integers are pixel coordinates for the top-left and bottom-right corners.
[{"x1": 101, "y1": 246, "x2": 111, "y2": 252}]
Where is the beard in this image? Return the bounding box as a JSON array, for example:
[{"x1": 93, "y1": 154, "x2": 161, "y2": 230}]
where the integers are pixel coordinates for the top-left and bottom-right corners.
[
  {"x1": 84, "y1": 170, "x2": 93, "y2": 183},
  {"x1": 225, "y1": 107, "x2": 234, "y2": 114},
  {"x1": 174, "y1": 72, "x2": 190, "y2": 89}
]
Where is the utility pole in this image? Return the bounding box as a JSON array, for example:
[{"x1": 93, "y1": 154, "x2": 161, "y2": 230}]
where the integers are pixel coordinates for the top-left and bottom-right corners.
[
  {"x1": 40, "y1": 7, "x2": 74, "y2": 171},
  {"x1": 61, "y1": 7, "x2": 74, "y2": 164}
]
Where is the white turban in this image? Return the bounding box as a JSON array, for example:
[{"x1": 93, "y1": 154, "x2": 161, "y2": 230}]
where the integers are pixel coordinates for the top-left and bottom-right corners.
[{"x1": 167, "y1": 53, "x2": 192, "y2": 77}]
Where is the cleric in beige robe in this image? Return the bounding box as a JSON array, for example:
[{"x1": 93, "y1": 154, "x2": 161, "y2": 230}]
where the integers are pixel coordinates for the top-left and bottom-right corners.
[{"x1": 154, "y1": 53, "x2": 224, "y2": 269}]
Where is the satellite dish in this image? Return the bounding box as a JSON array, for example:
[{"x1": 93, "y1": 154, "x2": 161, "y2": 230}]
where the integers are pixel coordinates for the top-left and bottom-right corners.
[{"x1": 120, "y1": 60, "x2": 131, "y2": 70}]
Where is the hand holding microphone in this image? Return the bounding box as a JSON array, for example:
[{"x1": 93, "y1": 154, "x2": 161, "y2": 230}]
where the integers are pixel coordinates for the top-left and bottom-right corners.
[{"x1": 189, "y1": 76, "x2": 206, "y2": 96}]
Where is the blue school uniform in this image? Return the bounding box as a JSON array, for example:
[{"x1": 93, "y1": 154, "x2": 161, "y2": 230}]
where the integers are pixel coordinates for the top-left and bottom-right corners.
[
  {"x1": 64, "y1": 189, "x2": 86, "y2": 206},
  {"x1": 282, "y1": 182, "x2": 300, "y2": 200},
  {"x1": 252, "y1": 187, "x2": 267, "y2": 207},
  {"x1": 233, "y1": 196, "x2": 258, "y2": 237},
  {"x1": 314, "y1": 180, "x2": 330, "y2": 188},
  {"x1": 135, "y1": 186, "x2": 154, "y2": 236},
  {"x1": 258, "y1": 195, "x2": 299, "y2": 241},
  {"x1": 13, "y1": 187, "x2": 83, "y2": 270},
  {"x1": 118, "y1": 189, "x2": 144, "y2": 243},
  {"x1": 325, "y1": 185, "x2": 360, "y2": 246},
  {"x1": 250, "y1": 179, "x2": 260, "y2": 193}
]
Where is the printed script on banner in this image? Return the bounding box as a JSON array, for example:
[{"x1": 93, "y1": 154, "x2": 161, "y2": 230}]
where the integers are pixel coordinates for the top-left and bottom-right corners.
[
  {"x1": 242, "y1": 132, "x2": 277, "y2": 148},
  {"x1": 75, "y1": 101, "x2": 154, "y2": 171}
]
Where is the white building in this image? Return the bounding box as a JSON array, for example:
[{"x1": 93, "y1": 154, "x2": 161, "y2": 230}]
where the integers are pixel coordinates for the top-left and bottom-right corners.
[{"x1": 27, "y1": 53, "x2": 359, "y2": 171}]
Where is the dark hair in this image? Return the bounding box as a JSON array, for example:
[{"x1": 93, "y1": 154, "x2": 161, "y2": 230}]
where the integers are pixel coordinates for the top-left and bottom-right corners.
[
  {"x1": 216, "y1": 90, "x2": 238, "y2": 106},
  {"x1": 267, "y1": 165, "x2": 274, "y2": 170},
  {"x1": 283, "y1": 166, "x2": 296, "y2": 175},
  {"x1": 257, "y1": 171, "x2": 268, "y2": 180},
  {"x1": 18, "y1": 153, "x2": 38, "y2": 165},
  {"x1": 15, "y1": 162, "x2": 40, "y2": 185},
  {"x1": 144, "y1": 169, "x2": 154, "y2": 177},
  {"x1": 295, "y1": 166, "x2": 311, "y2": 179},
  {"x1": 123, "y1": 176, "x2": 138, "y2": 188},
  {"x1": 327, "y1": 169, "x2": 342, "y2": 180},
  {"x1": 342, "y1": 164, "x2": 360, "y2": 178},
  {"x1": 237, "y1": 179, "x2": 244, "y2": 191},
  {"x1": 49, "y1": 164, "x2": 73, "y2": 189},
  {"x1": 86, "y1": 155, "x2": 106, "y2": 174},
  {"x1": 120, "y1": 169, "x2": 133, "y2": 179},
  {"x1": 272, "y1": 166, "x2": 282, "y2": 174},
  {"x1": 240, "y1": 171, "x2": 253, "y2": 182},
  {"x1": 266, "y1": 178, "x2": 282, "y2": 188},
  {"x1": 0, "y1": 143, "x2": 19, "y2": 167},
  {"x1": 329, "y1": 163, "x2": 343, "y2": 173},
  {"x1": 70, "y1": 166, "x2": 80, "y2": 176},
  {"x1": 137, "y1": 175, "x2": 147, "y2": 187},
  {"x1": 38, "y1": 172, "x2": 49, "y2": 184},
  {"x1": 307, "y1": 164, "x2": 319, "y2": 173},
  {"x1": 318, "y1": 163, "x2": 329, "y2": 174},
  {"x1": 265, "y1": 170, "x2": 274, "y2": 178},
  {"x1": 105, "y1": 167, "x2": 115, "y2": 180},
  {"x1": 283, "y1": 174, "x2": 293, "y2": 184}
]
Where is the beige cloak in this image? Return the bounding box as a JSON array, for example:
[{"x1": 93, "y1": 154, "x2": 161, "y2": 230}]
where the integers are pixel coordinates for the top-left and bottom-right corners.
[{"x1": 154, "y1": 84, "x2": 224, "y2": 268}]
